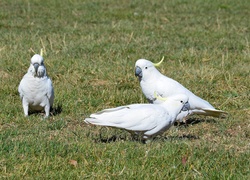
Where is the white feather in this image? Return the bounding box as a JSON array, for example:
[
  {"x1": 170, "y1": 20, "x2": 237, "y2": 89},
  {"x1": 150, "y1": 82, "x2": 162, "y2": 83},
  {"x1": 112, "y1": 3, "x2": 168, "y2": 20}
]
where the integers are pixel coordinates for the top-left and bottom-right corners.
[
  {"x1": 135, "y1": 59, "x2": 227, "y2": 121},
  {"x1": 18, "y1": 54, "x2": 54, "y2": 117},
  {"x1": 85, "y1": 94, "x2": 189, "y2": 140}
]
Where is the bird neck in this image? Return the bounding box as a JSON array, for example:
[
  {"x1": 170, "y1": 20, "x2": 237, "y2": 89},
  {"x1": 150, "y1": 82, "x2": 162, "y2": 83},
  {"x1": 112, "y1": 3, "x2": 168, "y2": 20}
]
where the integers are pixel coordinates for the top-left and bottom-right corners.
[
  {"x1": 145, "y1": 69, "x2": 161, "y2": 82},
  {"x1": 161, "y1": 101, "x2": 182, "y2": 115}
]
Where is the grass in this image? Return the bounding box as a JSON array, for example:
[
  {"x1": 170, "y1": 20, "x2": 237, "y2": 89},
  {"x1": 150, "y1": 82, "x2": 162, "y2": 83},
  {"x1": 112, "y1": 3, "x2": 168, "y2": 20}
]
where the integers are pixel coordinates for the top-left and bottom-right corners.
[{"x1": 0, "y1": 0, "x2": 249, "y2": 179}]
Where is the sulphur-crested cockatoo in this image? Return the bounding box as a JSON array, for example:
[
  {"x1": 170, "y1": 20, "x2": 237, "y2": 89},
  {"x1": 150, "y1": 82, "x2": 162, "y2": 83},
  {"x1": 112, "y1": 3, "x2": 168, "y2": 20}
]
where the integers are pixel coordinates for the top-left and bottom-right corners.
[
  {"x1": 135, "y1": 57, "x2": 227, "y2": 122},
  {"x1": 18, "y1": 52, "x2": 54, "y2": 118},
  {"x1": 84, "y1": 94, "x2": 190, "y2": 140}
]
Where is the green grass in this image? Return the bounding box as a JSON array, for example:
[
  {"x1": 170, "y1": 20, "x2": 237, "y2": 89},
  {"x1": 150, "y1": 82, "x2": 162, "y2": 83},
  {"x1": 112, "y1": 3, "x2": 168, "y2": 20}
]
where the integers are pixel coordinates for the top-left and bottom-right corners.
[{"x1": 0, "y1": 0, "x2": 250, "y2": 179}]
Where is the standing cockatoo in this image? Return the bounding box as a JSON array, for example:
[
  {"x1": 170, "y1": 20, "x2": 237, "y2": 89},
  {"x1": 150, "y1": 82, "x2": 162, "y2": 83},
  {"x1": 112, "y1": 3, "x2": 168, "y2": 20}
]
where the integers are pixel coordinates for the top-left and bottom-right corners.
[
  {"x1": 85, "y1": 94, "x2": 190, "y2": 140},
  {"x1": 135, "y1": 57, "x2": 227, "y2": 122},
  {"x1": 18, "y1": 51, "x2": 54, "y2": 118}
]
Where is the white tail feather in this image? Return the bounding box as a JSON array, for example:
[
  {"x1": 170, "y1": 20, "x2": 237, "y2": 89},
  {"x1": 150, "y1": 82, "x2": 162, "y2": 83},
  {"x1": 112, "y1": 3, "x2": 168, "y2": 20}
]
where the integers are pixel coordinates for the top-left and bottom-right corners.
[{"x1": 198, "y1": 108, "x2": 228, "y2": 118}]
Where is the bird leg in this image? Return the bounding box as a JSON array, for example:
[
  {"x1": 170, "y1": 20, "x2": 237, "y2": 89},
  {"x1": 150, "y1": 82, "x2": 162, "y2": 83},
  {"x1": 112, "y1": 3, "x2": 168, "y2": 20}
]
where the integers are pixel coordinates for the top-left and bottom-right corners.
[
  {"x1": 44, "y1": 102, "x2": 50, "y2": 118},
  {"x1": 22, "y1": 98, "x2": 29, "y2": 117}
]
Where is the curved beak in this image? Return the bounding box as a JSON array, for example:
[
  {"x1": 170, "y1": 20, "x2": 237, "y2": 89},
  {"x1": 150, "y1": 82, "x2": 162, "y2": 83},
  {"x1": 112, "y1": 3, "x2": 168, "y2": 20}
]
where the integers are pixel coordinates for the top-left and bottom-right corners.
[
  {"x1": 181, "y1": 102, "x2": 190, "y2": 111},
  {"x1": 33, "y1": 63, "x2": 39, "y2": 74},
  {"x1": 135, "y1": 66, "x2": 142, "y2": 77}
]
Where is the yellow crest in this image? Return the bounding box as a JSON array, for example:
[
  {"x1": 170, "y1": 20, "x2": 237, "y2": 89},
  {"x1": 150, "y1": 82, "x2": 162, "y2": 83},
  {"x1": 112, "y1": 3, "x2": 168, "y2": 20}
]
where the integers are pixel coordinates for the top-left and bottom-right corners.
[
  {"x1": 154, "y1": 91, "x2": 167, "y2": 101},
  {"x1": 153, "y1": 56, "x2": 164, "y2": 67}
]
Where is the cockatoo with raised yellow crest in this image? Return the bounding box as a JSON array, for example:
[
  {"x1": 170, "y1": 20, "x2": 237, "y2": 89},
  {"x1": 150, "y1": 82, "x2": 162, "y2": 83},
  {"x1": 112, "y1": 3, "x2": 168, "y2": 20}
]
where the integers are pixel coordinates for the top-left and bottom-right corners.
[
  {"x1": 85, "y1": 94, "x2": 190, "y2": 140},
  {"x1": 135, "y1": 57, "x2": 227, "y2": 122},
  {"x1": 18, "y1": 50, "x2": 54, "y2": 118}
]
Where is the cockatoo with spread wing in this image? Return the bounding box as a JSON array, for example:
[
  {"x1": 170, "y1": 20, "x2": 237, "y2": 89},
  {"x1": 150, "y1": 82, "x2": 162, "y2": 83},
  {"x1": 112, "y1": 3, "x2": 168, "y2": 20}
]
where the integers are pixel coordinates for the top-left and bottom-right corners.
[
  {"x1": 135, "y1": 57, "x2": 227, "y2": 122},
  {"x1": 84, "y1": 94, "x2": 190, "y2": 140},
  {"x1": 18, "y1": 50, "x2": 54, "y2": 118}
]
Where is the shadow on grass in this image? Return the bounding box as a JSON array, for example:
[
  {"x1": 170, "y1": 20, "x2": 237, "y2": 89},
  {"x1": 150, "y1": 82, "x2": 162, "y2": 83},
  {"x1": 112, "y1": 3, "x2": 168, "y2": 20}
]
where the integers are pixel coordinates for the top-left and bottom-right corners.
[
  {"x1": 27, "y1": 103, "x2": 63, "y2": 117},
  {"x1": 90, "y1": 116, "x2": 222, "y2": 144},
  {"x1": 173, "y1": 117, "x2": 217, "y2": 127},
  {"x1": 94, "y1": 132, "x2": 199, "y2": 144},
  {"x1": 96, "y1": 135, "x2": 121, "y2": 143},
  {"x1": 90, "y1": 117, "x2": 219, "y2": 144},
  {"x1": 51, "y1": 103, "x2": 63, "y2": 116}
]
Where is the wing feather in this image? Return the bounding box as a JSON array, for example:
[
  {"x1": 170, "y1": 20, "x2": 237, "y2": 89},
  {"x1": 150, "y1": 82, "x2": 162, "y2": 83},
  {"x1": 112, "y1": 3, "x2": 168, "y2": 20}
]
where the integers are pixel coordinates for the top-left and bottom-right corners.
[{"x1": 85, "y1": 104, "x2": 166, "y2": 132}]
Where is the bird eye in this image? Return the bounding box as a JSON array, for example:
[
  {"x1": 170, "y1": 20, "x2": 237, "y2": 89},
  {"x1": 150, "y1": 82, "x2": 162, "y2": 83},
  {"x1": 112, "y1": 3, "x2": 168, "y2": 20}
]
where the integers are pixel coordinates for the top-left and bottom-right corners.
[
  {"x1": 180, "y1": 100, "x2": 183, "y2": 103},
  {"x1": 145, "y1": 67, "x2": 148, "y2": 69}
]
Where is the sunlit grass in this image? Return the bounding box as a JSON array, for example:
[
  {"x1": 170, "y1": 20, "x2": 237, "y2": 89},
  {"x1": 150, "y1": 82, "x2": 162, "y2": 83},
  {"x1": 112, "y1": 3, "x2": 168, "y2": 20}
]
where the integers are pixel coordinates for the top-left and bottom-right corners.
[{"x1": 0, "y1": 0, "x2": 249, "y2": 179}]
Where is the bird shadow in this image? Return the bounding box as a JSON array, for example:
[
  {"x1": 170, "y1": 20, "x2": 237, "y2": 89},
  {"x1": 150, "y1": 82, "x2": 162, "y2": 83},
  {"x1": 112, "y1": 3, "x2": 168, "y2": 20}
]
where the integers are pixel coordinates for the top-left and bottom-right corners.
[
  {"x1": 27, "y1": 103, "x2": 62, "y2": 117},
  {"x1": 92, "y1": 117, "x2": 218, "y2": 144},
  {"x1": 94, "y1": 132, "x2": 199, "y2": 144},
  {"x1": 173, "y1": 117, "x2": 217, "y2": 127},
  {"x1": 95, "y1": 135, "x2": 121, "y2": 143},
  {"x1": 51, "y1": 103, "x2": 63, "y2": 116}
]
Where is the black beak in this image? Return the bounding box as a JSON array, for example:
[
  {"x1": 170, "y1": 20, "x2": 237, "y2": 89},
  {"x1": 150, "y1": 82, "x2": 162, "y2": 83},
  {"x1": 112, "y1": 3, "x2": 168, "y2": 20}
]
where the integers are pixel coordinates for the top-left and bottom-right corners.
[
  {"x1": 33, "y1": 63, "x2": 39, "y2": 74},
  {"x1": 181, "y1": 102, "x2": 190, "y2": 111},
  {"x1": 135, "y1": 66, "x2": 142, "y2": 77}
]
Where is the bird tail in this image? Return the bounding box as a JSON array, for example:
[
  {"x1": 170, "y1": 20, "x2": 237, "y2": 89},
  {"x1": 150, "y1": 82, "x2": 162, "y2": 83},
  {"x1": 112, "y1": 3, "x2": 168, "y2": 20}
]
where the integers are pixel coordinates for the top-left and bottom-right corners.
[
  {"x1": 198, "y1": 108, "x2": 228, "y2": 118},
  {"x1": 84, "y1": 117, "x2": 101, "y2": 125},
  {"x1": 84, "y1": 117, "x2": 115, "y2": 127}
]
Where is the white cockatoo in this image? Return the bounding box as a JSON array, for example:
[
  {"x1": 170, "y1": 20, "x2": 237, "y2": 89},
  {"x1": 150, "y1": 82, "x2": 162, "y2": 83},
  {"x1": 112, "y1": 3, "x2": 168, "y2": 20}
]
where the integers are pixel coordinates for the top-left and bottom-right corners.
[
  {"x1": 84, "y1": 94, "x2": 190, "y2": 140},
  {"x1": 135, "y1": 57, "x2": 227, "y2": 122},
  {"x1": 18, "y1": 51, "x2": 54, "y2": 118}
]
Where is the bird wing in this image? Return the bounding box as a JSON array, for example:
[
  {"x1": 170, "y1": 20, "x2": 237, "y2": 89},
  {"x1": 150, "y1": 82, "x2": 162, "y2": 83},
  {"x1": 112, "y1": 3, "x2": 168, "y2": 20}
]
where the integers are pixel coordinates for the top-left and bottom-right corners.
[
  {"x1": 155, "y1": 75, "x2": 215, "y2": 109},
  {"x1": 18, "y1": 74, "x2": 33, "y2": 100},
  {"x1": 85, "y1": 104, "x2": 167, "y2": 132},
  {"x1": 18, "y1": 77, "x2": 25, "y2": 100},
  {"x1": 45, "y1": 77, "x2": 54, "y2": 106}
]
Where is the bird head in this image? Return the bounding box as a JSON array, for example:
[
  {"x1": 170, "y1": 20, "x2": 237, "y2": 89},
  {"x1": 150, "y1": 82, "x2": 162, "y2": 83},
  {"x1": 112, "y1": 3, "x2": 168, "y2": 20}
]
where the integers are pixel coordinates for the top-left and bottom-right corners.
[
  {"x1": 156, "y1": 93, "x2": 190, "y2": 113},
  {"x1": 135, "y1": 57, "x2": 164, "y2": 81},
  {"x1": 168, "y1": 94, "x2": 190, "y2": 113},
  {"x1": 29, "y1": 54, "x2": 46, "y2": 77}
]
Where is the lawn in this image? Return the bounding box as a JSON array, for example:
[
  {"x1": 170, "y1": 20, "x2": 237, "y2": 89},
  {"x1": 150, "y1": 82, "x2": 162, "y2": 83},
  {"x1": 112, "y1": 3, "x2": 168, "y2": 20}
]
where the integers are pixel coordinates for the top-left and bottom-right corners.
[{"x1": 0, "y1": 0, "x2": 249, "y2": 179}]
